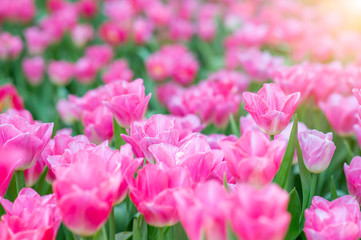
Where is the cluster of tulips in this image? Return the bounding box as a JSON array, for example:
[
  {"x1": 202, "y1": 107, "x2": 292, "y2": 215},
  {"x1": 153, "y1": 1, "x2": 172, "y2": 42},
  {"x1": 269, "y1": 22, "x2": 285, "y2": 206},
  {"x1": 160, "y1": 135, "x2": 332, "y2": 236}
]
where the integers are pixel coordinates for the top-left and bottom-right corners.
[{"x1": 2, "y1": 0, "x2": 361, "y2": 239}]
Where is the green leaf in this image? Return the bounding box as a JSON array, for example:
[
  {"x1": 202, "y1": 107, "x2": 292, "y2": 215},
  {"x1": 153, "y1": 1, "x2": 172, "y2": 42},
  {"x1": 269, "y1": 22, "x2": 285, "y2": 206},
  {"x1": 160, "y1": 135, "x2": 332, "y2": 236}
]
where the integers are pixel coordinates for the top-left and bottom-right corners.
[
  {"x1": 285, "y1": 188, "x2": 302, "y2": 240},
  {"x1": 132, "y1": 215, "x2": 147, "y2": 240},
  {"x1": 330, "y1": 176, "x2": 338, "y2": 200},
  {"x1": 229, "y1": 114, "x2": 240, "y2": 137},
  {"x1": 113, "y1": 117, "x2": 127, "y2": 149},
  {"x1": 173, "y1": 223, "x2": 188, "y2": 240},
  {"x1": 274, "y1": 114, "x2": 298, "y2": 188},
  {"x1": 115, "y1": 232, "x2": 133, "y2": 240},
  {"x1": 296, "y1": 138, "x2": 311, "y2": 224},
  {"x1": 226, "y1": 223, "x2": 238, "y2": 240}
]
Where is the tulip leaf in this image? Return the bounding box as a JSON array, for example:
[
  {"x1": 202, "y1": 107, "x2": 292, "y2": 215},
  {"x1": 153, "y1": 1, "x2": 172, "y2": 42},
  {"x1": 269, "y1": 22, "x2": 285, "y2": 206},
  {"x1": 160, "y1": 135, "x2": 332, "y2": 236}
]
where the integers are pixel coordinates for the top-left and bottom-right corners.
[
  {"x1": 173, "y1": 223, "x2": 188, "y2": 240},
  {"x1": 330, "y1": 176, "x2": 338, "y2": 200},
  {"x1": 132, "y1": 215, "x2": 147, "y2": 240},
  {"x1": 115, "y1": 232, "x2": 133, "y2": 240},
  {"x1": 113, "y1": 117, "x2": 127, "y2": 149},
  {"x1": 229, "y1": 114, "x2": 240, "y2": 137},
  {"x1": 285, "y1": 188, "x2": 302, "y2": 240},
  {"x1": 274, "y1": 114, "x2": 298, "y2": 189},
  {"x1": 296, "y1": 138, "x2": 312, "y2": 224},
  {"x1": 226, "y1": 223, "x2": 238, "y2": 240}
]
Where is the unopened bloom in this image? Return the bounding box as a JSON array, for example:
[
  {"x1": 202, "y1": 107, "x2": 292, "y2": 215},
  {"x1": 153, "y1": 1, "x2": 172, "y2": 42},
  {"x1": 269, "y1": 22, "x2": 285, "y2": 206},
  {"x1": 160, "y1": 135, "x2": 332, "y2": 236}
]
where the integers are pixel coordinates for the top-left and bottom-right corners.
[
  {"x1": 243, "y1": 83, "x2": 300, "y2": 135},
  {"x1": 305, "y1": 196, "x2": 361, "y2": 240},
  {"x1": 299, "y1": 130, "x2": 336, "y2": 173}
]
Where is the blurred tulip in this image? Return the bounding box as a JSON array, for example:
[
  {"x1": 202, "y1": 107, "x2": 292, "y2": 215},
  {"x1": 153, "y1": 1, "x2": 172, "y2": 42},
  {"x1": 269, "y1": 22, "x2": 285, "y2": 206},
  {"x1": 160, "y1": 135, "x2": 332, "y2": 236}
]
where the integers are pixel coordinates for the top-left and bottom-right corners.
[
  {"x1": 102, "y1": 60, "x2": 133, "y2": 84},
  {"x1": 99, "y1": 21, "x2": 128, "y2": 46},
  {"x1": 48, "y1": 61, "x2": 74, "y2": 86},
  {"x1": 71, "y1": 24, "x2": 94, "y2": 47},
  {"x1": 85, "y1": 45, "x2": 113, "y2": 69},
  {"x1": 299, "y1": 130, "x2": 336, "y2": 173},
  {"x1": 229, "y1": 183, "x2": 291, "y2": 240},
  {"x1": 243, "y1": 83, "x2": 300, "y2": 135},
  {"x1": 344, "y1": 156, "x2": 361, "y2": 204},
  {"x1": 74, "y1": 57, "x2": 98, "y2": 84},
  {"x1": 305, "y1": 196, "x2": 361, "y2": 240},
  {"x1": 0, "y1": 84, "x2": 24, "y2": 112},
  {"x1": 319, "y1": 93, "x2": 358, "y2": 136},
  {"x1": 22, "y1": 56, "x2": 45, "y2": 85},
  {"x1": 25, "y1": 27, "x2": 51, "y2": 55},
  {"x1": 0, "y1": 32, "x2": 23, "y2": 60}
]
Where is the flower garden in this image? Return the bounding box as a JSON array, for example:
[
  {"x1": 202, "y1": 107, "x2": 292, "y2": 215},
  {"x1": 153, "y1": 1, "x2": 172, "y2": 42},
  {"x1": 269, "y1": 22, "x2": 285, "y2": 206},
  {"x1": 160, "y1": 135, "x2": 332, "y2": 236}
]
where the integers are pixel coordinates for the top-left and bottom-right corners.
[{"x1": 1, "y1": 0, "x2": 361, "y2": 239}]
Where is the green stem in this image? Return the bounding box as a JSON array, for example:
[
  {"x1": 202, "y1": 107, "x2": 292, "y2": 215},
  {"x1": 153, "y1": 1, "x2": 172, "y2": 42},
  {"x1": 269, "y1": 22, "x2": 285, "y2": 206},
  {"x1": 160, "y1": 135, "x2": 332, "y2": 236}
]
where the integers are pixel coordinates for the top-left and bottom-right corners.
[
  {"x1": 15, "y1": 171, "x2": 25, "y2": 194},
  {"x1": 109, "y1": 208, "x2": 115, "y2": 240},
  {"x1": 343, "y1": 138, "x2": 354, "y2": 163},
  {"x1": 112, "y1": 118, "x2": 127, "y2": 149},
  {"x1": 308, "y1": 174, "x2": 318, "y2": 208},
  {"x1": 157, "y1": 227, "x2": 165, "y2": 240},
  {"x1": 270, "y1": 135, "x2": 274, "y2": 141},
  {"x1": 35, "y1": 167, "x2": 49, "y2": 194}
]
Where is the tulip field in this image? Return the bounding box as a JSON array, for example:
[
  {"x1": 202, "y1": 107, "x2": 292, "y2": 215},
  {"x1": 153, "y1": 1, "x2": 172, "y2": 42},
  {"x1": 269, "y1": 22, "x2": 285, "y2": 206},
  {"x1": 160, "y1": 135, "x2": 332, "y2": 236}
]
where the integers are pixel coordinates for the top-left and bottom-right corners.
[{"x1": 2, "y1": 0, "x2": 361, "y2": 239}]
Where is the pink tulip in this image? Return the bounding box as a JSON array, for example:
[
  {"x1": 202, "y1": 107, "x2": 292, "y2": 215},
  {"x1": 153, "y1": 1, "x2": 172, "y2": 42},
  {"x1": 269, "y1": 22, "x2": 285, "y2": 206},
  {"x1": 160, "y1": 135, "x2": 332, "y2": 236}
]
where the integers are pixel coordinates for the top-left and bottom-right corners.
[
  {"x1": 77, "y1": 0, "x2": 97, "y2": 18},
  {"x1": 129, "y1": 163, "x2": 192, "y2": 227},
  {"x1": 0, "y1": 148, "x2": 23, "y2": 196},
  {"x1": 220, "y1": 130, "x2": 286, "y2": 186},
  {"x1": 85, "y1": 45, "x2": 113, "y2": 69},
  {"x1": 53, "y1": 151, "x2": 121, "y2": 236},
  {"x1": 0, "y1": 84, "x2": 24, "y2": 112},
  {"x1": 243, "y1": 83, "x2": 300, "y2": 135},
  {"x1": 353, "y1": 88, "x2": 361, "y2": 105},
  {"x1": 146, "y1": 53, "x2": 173, "y2": 82},
  {"x1": 299, "y1": 130, "x2": 336, "y2": 173},
  {"x1": 24, "y1": 27, "x2": 51, "y2": 55},
  {"x1": 172, "y1": 54, "x2": 199, "y2": 86},
  {"x1": 56, "y1": 99, "x2": 79, "y2": 125},
  {"x1": 48, "y1": 61, "x2": 75, "y2": 86},
  {"x1": 104, "y1": 79, "x2": 151, "y2": 128},
  {"x1": 133, "y1": 17, "x2": 153, "y2": 45},
  {"x1": 71, "y1": 24, "x2": 94, "y2": 48},
  {"x1": 174, "y1": 181, "x2": 229, "y2": 240},
  {"x1": 99, "y1": 21, "x2": 128, "y2": 46},
  {"x1": 22, "y1": 56, "x2": 45, "y2": 85},
  {"x1": 146, "y1": 2, "x2": 172, "y2": 26},
  {"x1": 305, "y1": 196, "x2": 361, "y2": 240},
  {"x1": 74, "y1": 57, "x2": 98, "y2": 84},
  {"x1": 0, "y1": 188, "x2": 62, "y2": 240},
  {"x1": 149, "y1": 134, "x2": 223, "y2": 183},
  {"x1": 0, "y1": 112, "x2": 53, "y2": 170},
  {"x1": 319, "y1": 93, "x2": 358, "y2": 136},
  {"x1": 0, "y1": 32, "x2": 23, "y2": 60},
  {"x1": 344, "y1": 156, "x2": 361, "y2": 204},
  {"x1": 122, "y1": 114, "x2": 203, "y2": 162},
  {"x1": 102, "y1": 60, "x2": 133, "y2": 84},
  {"x1": 229, "y1": 183, "x2": 291, "y2": 240}
]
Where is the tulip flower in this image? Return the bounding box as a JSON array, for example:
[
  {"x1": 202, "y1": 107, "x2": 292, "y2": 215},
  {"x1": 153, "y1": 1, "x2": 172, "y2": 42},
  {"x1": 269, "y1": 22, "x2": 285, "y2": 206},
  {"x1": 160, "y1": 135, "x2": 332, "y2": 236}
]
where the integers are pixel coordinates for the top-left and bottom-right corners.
[
  {"x1": 123, "y1": 114, "x2": 202, "y2": 162},
  {"x1": 102, "y1": 59, "x2": 133, "y2": 84},
  {"x1": 22, "y1": 56, "x2": 45, "y2": 85},
  {"x1": 129, "y1": 163, "x2": 192, "y2": 227},
  {"x1": 0, "y1": 112, "x2": 53, "y2": 170},
  {"x1": 220, "y1": 130, "x2": 286, "y2": 186},
  {"x1": 104, "y1": 79, "x2": 151, "y2": 128},
  {"x1": 0, "y1": 188, "x2": 62, "y2": 239},
  {"x1": 53, "y1": 154, "x2": 121, "y2": 236},
  {"x1": 304, "y1": 196, "x2": 361, "y2": 240},
  {"x1": 0, "y1": 32, "x2": 23, "y2": 60},
  {"x1": 229, "y1": 183, "x2": 291, "y2": 240},
  {"x1": 0, "y1": 84, "x2": 24, "y2": 112},
  {"x1": 85, "y1": 45, "x2": 113, "y2": 69},
  {"x1": 74, "y1": 57, "x2": 98, "y2": 84},
  {"x1": 243, "y1": 83, "x2": 300, "y2": 135},
  {"x1": 0, "y1": 148, "x2": 24, "y2": 196},
  {"x1": 319, "y1": 93, "x2": 358, "y2": 136},
  {"x1": 344, "y1": 156, "x2": 361, "y2": 204},
  {"x1": 48, "y1": 61, "x2": 75, "y2": 86},
  {"x1": 299, "y1": 130, "x2": 336, "y2": 173},
  {"x1": 174, "y1": 181, "x2": 229, "y2": 240}
]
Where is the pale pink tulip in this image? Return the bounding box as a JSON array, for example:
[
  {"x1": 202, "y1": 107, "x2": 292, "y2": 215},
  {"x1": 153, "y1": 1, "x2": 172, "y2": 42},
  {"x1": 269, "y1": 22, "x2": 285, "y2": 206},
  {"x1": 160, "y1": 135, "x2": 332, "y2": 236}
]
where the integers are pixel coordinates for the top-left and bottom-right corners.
[
  {"x1": 243, "y1": 83, "x2": 300, "y2": 135},
  {"x1": 305, "y1": 196, "x2": 361, "y2": 240},
  {"x1": 229, "y1": 183, "x2": 291, "y2": 240},
  {"x1": 220, "y1": 130, "x2": 286, "y2": 186},
  {"x1": 102, "y1": 60, "x2": 133, "y2": 84},
  {"x1": 299, "y1": 130, "x2": 336, "y2": 173},
  {"x1": 85, "y1": 45, "x2": 113, "y2": 69},
  {"x1": 71, "y1": 24, "x2": 94, "y2": 48},
  {"x1": 0, "y1": 32, "x2": 23, "y2": 60},
  {"x1": 74, "y1": 57, "x2": 98, "y2": 84},
  {"x1": 0, "y1": 188, "x2": 62, "y2": 240},
  {"x1": 48, "y1": 61, "x2": 74, "y2": 86}
]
